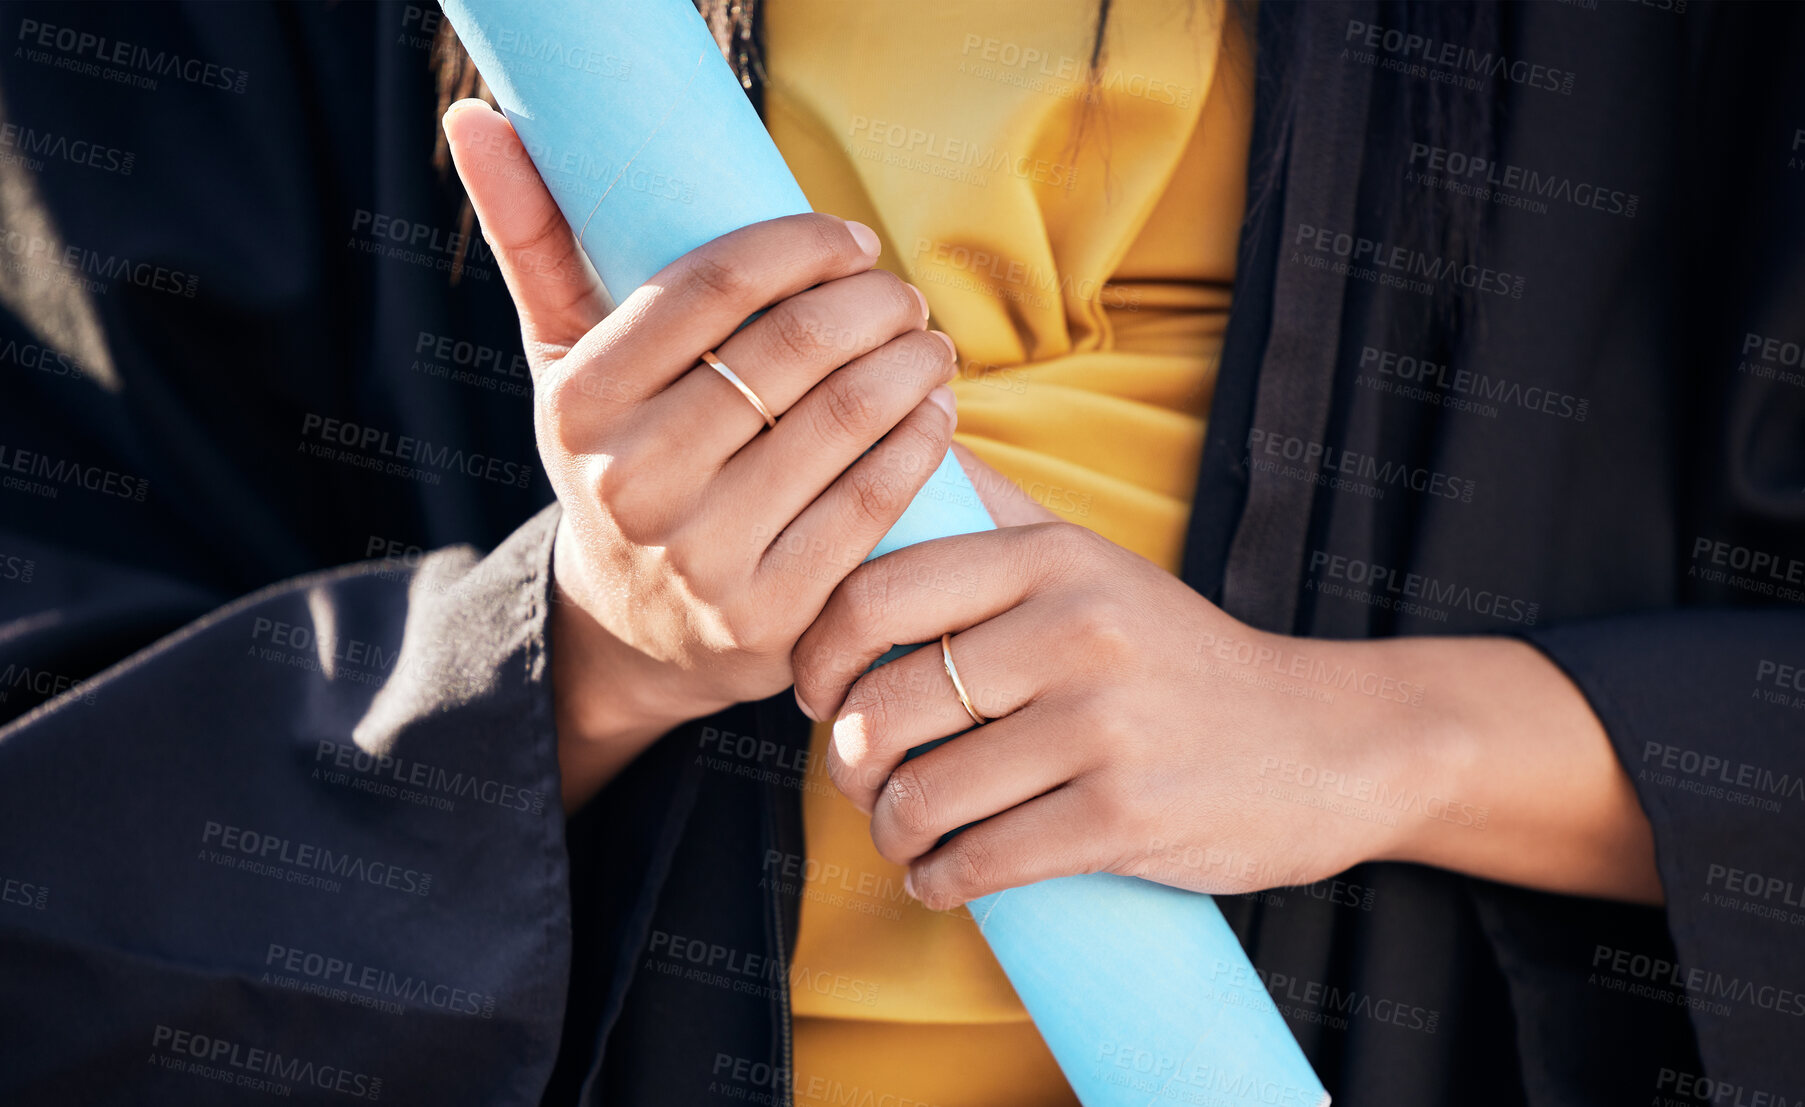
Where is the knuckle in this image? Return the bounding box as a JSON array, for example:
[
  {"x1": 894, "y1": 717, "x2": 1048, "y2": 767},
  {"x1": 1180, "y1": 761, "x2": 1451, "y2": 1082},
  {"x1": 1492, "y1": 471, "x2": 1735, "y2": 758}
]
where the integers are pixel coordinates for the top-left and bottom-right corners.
[
  {"x1": 659, "y1": 537, "x2": 704, "y2": 584},
  {"x1": 1056, "y1": 520, "x2": 1110, "y2": 559},
  {"x1": 586, "y1": 453, "x2": 630, "y2": 516},
  {"x1": 843, "y1": 457, "x2": 907, "y2": 530},
  {"x1": 890, "y1": 400, "x2": 952, "y2": 463},
  {"x1": 1073, "y1": 593, "x2": 1135, "y2": 661},
  {"x1": 534, "y1": 355, "x2": 608, "y2": 449},
  {"x1": 825, "y1": 735, "x2": 884, "y2": 801},
  {"x1": 891, "y1": 328, "x2": 952, "y2": 386},
  {"x1": 1086, "y1": 775, "x2": 1141, "y2": 838},
  {"x1": 589, "y1": 450, "x2": 633, "y2": 508},
  {"x1": 943, "y1": 835, "x2": 1000, "y2": 902},
  {"x1": 825, "y1": 757, "x2": 861, "y2": 805},
  {"x1": 725, "y1": 617, "x2": 786, "y2": 659},
  {"x1": 575, "y1": 454, "x2": 612, "y2": 510},
  {"x1": 765, "y1": 300, "x2": 829, "y2": 363},
  {"x1": 867, "y1": 269, "x2": 919, "y2": 324},
  {"x1": 565, "y1": 365, "x2": 626, "y2": 407},
  {"x1": 595, "y1": 463, "x2": 673, "y2": 547},
  {"x1": 841, "y1": 676, "x2": 900, "y2": 751},
  {"x1": 804, "y1": 213, "x2": 854, "y2": 268},
  {"x1": 829, "y1": 272, "x2": 913, "y2": 353},
  {"x1": 710, "y1": 585, "x2": 788, "y2": 656},
  {"x1": 793, "y1": 671, "x2": 826, "y2": 720},
  {"x1": 840, "y1": 563, "x2": 896, "y2": 640},
  {"x1": 790, "y1": 633, "x2": 837, "y2": 696},
  {"x1": 917, "y1": 324, "x2": 955, "y2": 364},
  {"x1": 819, "y1": 370, "x2": 886, "y2": 443},
  {"x1": 502, "y1": 203, "x2": 568, "y2": 262},
  {"x1": 607, "y1": 505, "x2": 662, "y2": 552},
  {"x1": 1081, "y1": 696, "x2": 1131, "y2": 752},
  {"x1": 882, "y1": 761, "x2": 938, "y2": 842},
  {"x1": 1026, "y1": 521, "x2": 1106, "y2": 583},
  {"x1": 534, "y1": 376, "x2": 581, "y2": 457},
  {"x1": 685, "y1": 250, "x2": 751, "y2": 302}
]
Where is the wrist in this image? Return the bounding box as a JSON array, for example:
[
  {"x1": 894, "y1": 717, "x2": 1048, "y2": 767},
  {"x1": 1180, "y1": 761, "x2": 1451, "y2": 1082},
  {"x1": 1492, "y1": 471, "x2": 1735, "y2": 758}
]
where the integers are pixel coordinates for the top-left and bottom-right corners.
[
  {"x1": 548, "y1": 542, "x2": 717, "y2": 810},
  {"x1": 1345, "y1": 635, "x2": 1507, "y2": 875},
  {"x1": 1306, "y1": 633, "x2": 1476, "y2": 868},
  {"x1": 1242, "y1": 628, "x2": 1657, "y2": 902}
]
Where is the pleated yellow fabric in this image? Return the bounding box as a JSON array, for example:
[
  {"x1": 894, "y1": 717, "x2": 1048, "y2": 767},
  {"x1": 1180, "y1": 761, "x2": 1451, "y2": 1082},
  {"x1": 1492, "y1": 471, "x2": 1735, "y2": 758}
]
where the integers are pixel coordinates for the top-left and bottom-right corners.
[{"x1": 763, "y1": 1, "x2": 1252, "y2": 1101}]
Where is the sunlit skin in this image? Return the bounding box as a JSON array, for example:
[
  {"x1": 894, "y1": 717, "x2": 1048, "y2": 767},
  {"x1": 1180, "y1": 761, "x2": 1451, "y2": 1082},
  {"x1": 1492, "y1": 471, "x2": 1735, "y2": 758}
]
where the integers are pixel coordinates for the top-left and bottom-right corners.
[
  {"x1": 443, "y1": 99, "x2": 959, "y2": 807},
  {"x1": 443, "y1": 98, "x2": 1662, "y2": 914}
]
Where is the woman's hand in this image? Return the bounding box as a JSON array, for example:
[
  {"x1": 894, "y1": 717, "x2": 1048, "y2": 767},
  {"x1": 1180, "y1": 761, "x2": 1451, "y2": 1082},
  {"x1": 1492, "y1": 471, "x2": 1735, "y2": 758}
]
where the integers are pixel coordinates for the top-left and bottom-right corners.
[
  {"x1": 443, "y1": 101, "x2": 959, "y2": 810},
  {"x1": 792, "y1": 454, "x2": 1662, "y2": 909}
]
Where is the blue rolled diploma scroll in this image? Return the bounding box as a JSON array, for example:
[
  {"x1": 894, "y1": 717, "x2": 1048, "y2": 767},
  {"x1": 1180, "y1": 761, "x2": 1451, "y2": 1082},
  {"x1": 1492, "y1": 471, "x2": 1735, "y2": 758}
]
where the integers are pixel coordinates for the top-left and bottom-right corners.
[{"x1": 439, "y1": 2, "x2": 1328, "y2": 1104}]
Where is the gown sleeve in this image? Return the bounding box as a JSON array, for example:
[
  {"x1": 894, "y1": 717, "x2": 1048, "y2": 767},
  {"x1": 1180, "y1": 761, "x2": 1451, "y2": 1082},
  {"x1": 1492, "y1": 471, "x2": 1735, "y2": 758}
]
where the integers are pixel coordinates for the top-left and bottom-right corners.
[
  {"x1": 0, "y1": 503, "x2": 576, "y2": 1106},
  {"x1": 1480, "y1": 3, "x2": 1805, "y2": 1089},
  {"x1": 1519, "y1": 608, "x2": 1805, "y2": 1089}
]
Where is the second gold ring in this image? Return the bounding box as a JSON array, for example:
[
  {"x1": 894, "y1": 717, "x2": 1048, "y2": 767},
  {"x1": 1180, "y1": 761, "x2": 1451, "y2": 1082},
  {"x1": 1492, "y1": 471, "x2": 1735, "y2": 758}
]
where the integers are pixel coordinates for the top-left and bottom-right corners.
[
  {"x1": 940, "y1": 632, "x2": 988, "y2": 727},
  {"x1": 700, "y1": 349, "x2": 776, "y2": 428}
]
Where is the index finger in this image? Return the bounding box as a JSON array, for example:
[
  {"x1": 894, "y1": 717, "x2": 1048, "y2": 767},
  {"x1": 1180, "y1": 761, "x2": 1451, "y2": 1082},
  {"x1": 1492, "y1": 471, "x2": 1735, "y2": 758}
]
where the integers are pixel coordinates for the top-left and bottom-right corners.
[
  {"x1": 558, "y1": 211, "x2": 886, "y2": 407},
  {"x1": 791, "y1": 522, "x2": 1079, "y2": 723}
]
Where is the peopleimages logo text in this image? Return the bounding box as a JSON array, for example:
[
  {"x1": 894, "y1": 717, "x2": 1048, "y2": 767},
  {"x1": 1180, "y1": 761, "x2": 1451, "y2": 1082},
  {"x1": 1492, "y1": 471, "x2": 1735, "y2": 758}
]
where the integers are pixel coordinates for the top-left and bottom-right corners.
[
  {"x1": 0, "y1": 121, "x2": 134, "y2": 175},
  {"x1": 0, "y1": 443, "x2": 150, "y2": 500},
  {"x1": 150, "y1": 1025, "x2": 379, "y2": 1099},
  {"x1": 0, "y1": 228, "x2": 198, "y2": 297},
  {"x1": 1406, "y1": 143, "x2": 1638, "y2": 219},
  {"x1": 313, "y1": 739, "x2": 548, "y2": 816},
  {"x1": 265, "y1": 943, "x2": 497, "y2": 1018},
  {"x1": 299, "y1": 415, "x2": 532, "y2": 488},
  {"x1": 1344, "y1": 20, "x2": 1575, "y2": 95},
  {"x1": 1246, "y1": 429, "x2": 1478, "y2": 502},
  {"x1": 1294, "y1": 222, "x2": 1524, "y2": 299},
  {"x1": 201, "y1": 821, "x2": 433, "y2": 896},
  {"x1": 1308, "y1": 551, "x2": 1539, "y2": 625},
  {"x1": 1360, "y1": 346, "x2": 1590, "y2": 422},
  {"x1": 16, "y1": 19, "x2": 249, "y2": 93}
]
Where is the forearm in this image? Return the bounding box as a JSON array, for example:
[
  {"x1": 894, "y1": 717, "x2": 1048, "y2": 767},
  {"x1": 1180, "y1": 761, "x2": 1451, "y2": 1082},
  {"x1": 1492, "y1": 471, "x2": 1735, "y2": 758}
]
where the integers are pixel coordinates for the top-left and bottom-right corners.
[
  {"x1": 1344, "y1": 633, "x2": 1662, "y2": 904},
  {"x1": 554, "y1": 687, "x2": 677, "y2": 813},
  {"x1": 550, "y1": 567, "x2": 697, "y2": 812}
]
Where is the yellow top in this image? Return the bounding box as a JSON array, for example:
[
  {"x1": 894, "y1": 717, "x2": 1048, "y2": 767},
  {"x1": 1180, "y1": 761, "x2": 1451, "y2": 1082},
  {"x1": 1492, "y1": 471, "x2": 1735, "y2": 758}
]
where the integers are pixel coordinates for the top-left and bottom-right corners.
[{"x1": 763, "y1": 2, "x2": 1253, "y2": 1102}]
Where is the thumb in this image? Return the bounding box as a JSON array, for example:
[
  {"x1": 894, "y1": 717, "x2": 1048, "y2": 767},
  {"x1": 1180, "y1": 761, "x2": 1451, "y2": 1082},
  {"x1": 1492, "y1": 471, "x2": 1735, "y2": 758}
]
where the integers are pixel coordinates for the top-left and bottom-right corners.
[
  {"x1": 442, "y1": 98, "x2": 609, "y2": 358},
  {"x1": 949, "y1": 442, "x2": 1063, "y2": 527}
]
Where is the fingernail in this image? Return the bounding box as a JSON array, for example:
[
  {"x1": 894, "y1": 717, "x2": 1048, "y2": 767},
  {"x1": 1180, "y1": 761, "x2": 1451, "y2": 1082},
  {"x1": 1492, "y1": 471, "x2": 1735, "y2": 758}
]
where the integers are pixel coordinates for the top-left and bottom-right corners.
[
  {"x1": 926, "y1": 385, "x2": 957, "y2": 426},
  {"x1": 845, "y1": 220, "x2": 882, "y2": 257},
  {"x1": 444, "y1": 98, "x2": 491, "y2": 120},
  {"x1": 909, "y1": 284, "x2": 929, "y2": 323},
  {"x1": 794, "y1": 687, "x2": 819, "y2": 722},
  {"x1": 903, "y1": 872, "x2": 919, "y2": 900},
  {"x1": 931, "y1": 329, "x2": 956, "y2": 357}
]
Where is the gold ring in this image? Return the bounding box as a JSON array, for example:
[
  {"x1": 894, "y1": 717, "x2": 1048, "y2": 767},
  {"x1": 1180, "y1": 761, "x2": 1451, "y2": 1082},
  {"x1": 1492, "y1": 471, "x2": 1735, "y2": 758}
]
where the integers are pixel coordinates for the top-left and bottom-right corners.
[
  {"x1": 700, "y1": 350, "x2": 776, "y2": 428},
  {"x1": 940, "y1": 632, "x2": 988, "y2": 727}
]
